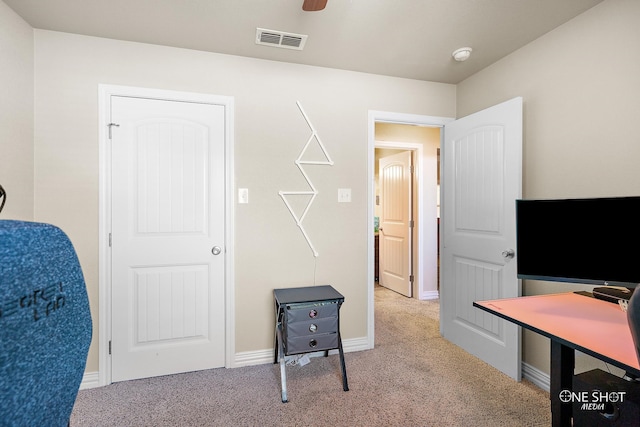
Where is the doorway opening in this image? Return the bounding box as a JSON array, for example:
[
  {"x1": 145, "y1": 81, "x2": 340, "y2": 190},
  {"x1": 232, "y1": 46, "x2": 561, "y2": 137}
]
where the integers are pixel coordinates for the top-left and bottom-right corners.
[
  {"x1": 374, "y1": 125, "x2": 440, "y2": 299},
  {"x1": 366, "y1": 110, "x2": 452, "y2": 349}
]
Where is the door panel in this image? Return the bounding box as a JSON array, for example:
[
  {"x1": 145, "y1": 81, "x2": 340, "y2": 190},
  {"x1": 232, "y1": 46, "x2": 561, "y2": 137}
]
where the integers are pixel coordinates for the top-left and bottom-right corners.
[
  {"x1": 110, "y1": 96, "x2": 226, "y2": 382},
  {"x1": 134, "y1": 121, "x2": 207, "y2": 234},
  {"x1": 379, "y1": 151, "x2": 412, "y2": 297},
  {"x1": 441, "y1": 97, "x2": 522, "y2": 380},
  {"x1": 131, "y1": 265, "x2": 208, "y2": 343}
]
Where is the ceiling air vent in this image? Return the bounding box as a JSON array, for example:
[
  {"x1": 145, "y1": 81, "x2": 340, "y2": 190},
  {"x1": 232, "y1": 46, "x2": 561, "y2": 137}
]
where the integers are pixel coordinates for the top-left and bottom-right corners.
[{"x1": 256, "y1": 28, "x2": 307, "y2": 50}]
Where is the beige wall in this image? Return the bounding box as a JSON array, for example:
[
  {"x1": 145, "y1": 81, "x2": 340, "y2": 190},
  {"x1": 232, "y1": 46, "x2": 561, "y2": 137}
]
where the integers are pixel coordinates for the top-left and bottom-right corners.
[
  {"x1": 0, "y1": 2, "x2": 33, "y2": 220},
  {"x1": 457, "y1": 0, "x2": 640, "y2": 376},
  {"x1": 32, "y1": 29, "x2": 456, "y2": 373},
  {"x1": 8, "y1": 0, "x2": 631, "y2": 383}
]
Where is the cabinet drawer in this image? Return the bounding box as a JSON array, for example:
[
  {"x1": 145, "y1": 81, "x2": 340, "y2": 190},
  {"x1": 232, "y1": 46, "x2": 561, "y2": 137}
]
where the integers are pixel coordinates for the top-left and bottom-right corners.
[
  {"x1": 286, "y1": 316, "x2": 337, "y2": 338},
  {"x1": 286, "y1": 302, "x2": 338, "y2": 323},
  {"x1": 286, "y1": 332, "x2": 338, "y2": 354}
]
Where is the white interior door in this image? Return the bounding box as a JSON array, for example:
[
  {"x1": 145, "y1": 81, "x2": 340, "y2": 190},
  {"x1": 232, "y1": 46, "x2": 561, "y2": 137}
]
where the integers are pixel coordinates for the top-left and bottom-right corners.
[
  {"x1": 440, "y1": 97, "x2": 523, "y2": 380},
  {"x1": 379, "y1": 150, "x2": 413, "y2": 297},
  {"x1": 110, "y1": 95, "x2": 226, "y2": 382}
]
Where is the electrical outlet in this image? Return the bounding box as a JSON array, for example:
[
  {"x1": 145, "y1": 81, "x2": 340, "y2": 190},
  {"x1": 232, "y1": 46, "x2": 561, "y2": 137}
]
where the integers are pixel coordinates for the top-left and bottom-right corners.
[{"x1": 338, "y1": 188, "x2": 351, "y2": 203}]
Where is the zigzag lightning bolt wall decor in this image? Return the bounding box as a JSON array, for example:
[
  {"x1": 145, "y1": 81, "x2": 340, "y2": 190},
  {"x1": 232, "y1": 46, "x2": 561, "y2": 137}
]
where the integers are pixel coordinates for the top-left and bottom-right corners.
[{"x1": 279, "y1": 101, "x2": 334, "y2": 257}]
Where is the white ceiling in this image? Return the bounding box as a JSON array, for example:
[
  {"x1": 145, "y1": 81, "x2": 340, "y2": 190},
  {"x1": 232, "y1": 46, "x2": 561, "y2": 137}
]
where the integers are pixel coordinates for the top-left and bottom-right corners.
[{"x1": 4, "y1": 0, "x2": 603, "y2": 84}]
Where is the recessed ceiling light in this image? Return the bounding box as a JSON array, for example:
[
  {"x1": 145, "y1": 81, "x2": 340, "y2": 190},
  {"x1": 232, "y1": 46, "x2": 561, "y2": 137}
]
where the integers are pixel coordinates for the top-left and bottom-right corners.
[{"x1": 452, "y1": 47, "x2": 473, "y2": 62}]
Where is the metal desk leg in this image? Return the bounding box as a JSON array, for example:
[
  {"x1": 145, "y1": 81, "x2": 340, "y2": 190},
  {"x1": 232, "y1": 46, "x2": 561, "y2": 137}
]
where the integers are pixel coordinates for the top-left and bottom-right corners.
[
  {"x1": 550, "y1": 340, "x2": 573, "y2": 427},
  {"x1": 276, "y1": 325, "x2": 288, "y2": 403}
]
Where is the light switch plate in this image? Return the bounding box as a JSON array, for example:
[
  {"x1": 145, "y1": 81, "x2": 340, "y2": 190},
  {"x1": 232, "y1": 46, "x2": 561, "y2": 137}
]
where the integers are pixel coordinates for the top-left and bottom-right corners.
[
  {"x1": 238, "y1": 188, "x2": 249, "y2": 204},
  {"x1": 338, "y1": 188, "x2": 351, "y2": 203}
]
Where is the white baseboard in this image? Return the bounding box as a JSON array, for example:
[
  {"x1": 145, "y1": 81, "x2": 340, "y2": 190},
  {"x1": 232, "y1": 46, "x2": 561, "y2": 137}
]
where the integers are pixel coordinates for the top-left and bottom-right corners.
[
  {"x1": 522, "y1": 362, "x2": 550, "y2": 392},
  {"x1": 233, "y1": 335, "x2": 370, "y2": 368},
  {"x1": 81, "y1": 336, "x2": 371, "y2": 388},
  {"x1": 80, "y1": 371, "x2": 101, "y2": 390},
  {"x1": 419, "y1": 290, "x2": 440, "y2": 300},
  {"x1": 83, "y1": 345, "x2": 549, "y2": 392},
  {"x1": 233, "y1": 348, "x2": 274, "y2": 368}
]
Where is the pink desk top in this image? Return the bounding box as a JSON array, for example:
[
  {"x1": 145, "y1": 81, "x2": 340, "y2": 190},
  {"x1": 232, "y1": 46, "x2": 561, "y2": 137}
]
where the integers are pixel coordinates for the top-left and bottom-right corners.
[{"x1": 475, "y1": 292, "x2": 640, "y2": 372}]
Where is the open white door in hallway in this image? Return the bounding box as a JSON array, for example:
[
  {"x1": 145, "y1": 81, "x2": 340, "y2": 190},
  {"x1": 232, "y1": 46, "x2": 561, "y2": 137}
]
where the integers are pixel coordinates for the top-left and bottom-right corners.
[
  {"x1": 440, "y1": 97, "x2": 523, "y2": 380},
  {"x1": 110, "y1": 95, "x2": 226, "y2": 382},
  {"x1": 379, "y1": 150, "x2": 413, "y2": 297}
]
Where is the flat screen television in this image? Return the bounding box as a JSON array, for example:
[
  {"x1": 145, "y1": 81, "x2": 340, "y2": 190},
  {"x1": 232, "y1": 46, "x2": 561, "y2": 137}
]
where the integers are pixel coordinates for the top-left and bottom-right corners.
[{"x1": 516, "y1": 196, "x2": 640, "y2": 289}]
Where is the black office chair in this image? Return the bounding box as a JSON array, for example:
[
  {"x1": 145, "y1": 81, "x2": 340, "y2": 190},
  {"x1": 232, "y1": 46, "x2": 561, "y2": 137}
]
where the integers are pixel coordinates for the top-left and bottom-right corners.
[{"x1": 628, "y1": 291, "x2": 640, "y2": 370}]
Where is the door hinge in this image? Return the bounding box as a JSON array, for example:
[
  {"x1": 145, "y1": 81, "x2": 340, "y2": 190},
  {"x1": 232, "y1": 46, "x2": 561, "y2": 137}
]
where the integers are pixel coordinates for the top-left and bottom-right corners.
[
  {"x1": 108, "y1": 232, "x2": 112, "y2": 247},
  {"x1": 108, "y1": 122, "x2": 120, "y2": 139},
  {"x1": 409, "y1": 275, "x2": 414, "y2": 283},
  {"x1": 409, "y1": 220, "x2": 414, "y2": 228},
  {"x1": 409, "y1": 165, "x2": 414, "y2": 173},
  {"x1": 109, "y1": 340, "x2": 112, "y2": 355}
]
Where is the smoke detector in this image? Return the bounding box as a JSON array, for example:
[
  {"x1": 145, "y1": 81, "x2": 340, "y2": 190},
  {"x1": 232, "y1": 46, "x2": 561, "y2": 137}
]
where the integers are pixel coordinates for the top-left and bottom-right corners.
[
  {"x1": 256, "y1": 28, "x2": 308, "y2": 50},
  {"x1": 452, "y1": 47, "x2": 473, "y2": 62}
]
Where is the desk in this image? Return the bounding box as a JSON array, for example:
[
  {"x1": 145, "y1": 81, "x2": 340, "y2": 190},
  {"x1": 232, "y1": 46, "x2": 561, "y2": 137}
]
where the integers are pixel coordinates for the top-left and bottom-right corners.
[
  {"x1": 474, "y1": 292, "x2": 640, "y2": 427},
  {"x1": 273, "y1": 285, "x2": 349, "y2": 403}
]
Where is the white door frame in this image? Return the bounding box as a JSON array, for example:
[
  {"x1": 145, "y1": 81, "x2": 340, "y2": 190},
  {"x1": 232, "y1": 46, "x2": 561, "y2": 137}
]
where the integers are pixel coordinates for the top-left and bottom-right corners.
[
  {"x1": 367, "y1": 110, "x2": 453, "y2": 348},
  {"x1": 98, "y1": 84, "x2": 235, "y2": 386}
]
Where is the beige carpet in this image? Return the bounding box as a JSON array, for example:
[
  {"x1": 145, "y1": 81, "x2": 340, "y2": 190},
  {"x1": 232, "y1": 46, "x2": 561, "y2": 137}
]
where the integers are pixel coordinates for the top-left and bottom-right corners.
[{"x1": 71, "y1": 286, "x2": 551, "y2": 426}]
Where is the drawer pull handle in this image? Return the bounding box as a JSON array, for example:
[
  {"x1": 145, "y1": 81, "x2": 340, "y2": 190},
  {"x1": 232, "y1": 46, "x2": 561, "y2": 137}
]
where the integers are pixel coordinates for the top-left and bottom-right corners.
[
  {"x1": 309, "y1": 309, "x2": 318, "y2": 318},
  {"x1": 309, "y1": 339, "x2": 318, "y2": 348},
  {"x1": 309, "y1": 323, "x2": 318, "y2": 333}
]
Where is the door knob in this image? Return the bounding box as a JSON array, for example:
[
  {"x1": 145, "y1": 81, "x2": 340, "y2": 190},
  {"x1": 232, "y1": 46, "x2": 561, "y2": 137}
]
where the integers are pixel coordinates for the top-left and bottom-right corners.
[
  {"x1": 501, "y1": 249, "x2": 515, "y2": 259},
  {"x1": 211, "y1": 246, "x2": 222, "y2": 255}
]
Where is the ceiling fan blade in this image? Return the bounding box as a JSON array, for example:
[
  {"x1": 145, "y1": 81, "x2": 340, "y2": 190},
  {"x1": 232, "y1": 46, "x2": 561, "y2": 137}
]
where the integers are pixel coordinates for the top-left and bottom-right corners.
[{"x1": 302, "y1": 0, "x2": 328, "y2": 12}]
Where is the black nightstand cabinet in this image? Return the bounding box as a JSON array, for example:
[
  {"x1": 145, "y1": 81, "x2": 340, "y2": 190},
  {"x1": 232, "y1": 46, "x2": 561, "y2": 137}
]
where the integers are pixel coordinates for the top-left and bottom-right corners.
[{"x1": 273, "y1": 285, "x2": 349, "y2": 403}]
